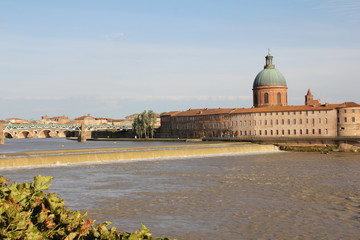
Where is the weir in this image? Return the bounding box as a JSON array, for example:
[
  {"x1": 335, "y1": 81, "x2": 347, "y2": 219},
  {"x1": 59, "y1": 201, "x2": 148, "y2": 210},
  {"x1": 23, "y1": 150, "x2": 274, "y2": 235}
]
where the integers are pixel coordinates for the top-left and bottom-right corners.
[{"x1": 0, "y1": 143, "x2": 277, "y2": 168}]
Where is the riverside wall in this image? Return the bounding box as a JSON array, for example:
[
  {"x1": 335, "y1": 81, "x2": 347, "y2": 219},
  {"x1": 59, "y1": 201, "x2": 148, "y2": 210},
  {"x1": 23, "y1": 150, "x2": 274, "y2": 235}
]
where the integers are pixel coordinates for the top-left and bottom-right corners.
[{"x1": 0, "y1": 143, "x2": 277, "y2": 168}]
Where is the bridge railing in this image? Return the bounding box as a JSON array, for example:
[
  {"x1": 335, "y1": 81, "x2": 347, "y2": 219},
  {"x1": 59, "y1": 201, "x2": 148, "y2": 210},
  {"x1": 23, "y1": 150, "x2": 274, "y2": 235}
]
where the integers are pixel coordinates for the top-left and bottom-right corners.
[{"x1": 3, "y1": 123, "x2": 132, "y2": 131}]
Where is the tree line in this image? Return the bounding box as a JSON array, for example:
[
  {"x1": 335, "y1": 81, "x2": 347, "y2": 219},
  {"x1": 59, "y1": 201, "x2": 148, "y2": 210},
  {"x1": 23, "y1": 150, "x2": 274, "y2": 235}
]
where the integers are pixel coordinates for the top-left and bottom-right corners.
[{"x1": 132, "y1": 110, "x2": 157, "y2": 138}]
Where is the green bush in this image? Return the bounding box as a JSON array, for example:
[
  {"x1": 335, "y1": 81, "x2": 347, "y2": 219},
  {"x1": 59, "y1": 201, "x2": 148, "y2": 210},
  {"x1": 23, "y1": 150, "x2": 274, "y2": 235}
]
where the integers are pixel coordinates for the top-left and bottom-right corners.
[{"x1": 0, "y1": 175, "x2": 172, "y2": 240}]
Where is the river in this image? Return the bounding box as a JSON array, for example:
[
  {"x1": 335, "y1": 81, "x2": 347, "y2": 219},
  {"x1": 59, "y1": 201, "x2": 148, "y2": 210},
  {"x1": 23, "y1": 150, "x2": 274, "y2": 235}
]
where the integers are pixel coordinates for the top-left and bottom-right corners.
[{"x1": 1, "y1": 139, "x2": 359, "y2": 239}]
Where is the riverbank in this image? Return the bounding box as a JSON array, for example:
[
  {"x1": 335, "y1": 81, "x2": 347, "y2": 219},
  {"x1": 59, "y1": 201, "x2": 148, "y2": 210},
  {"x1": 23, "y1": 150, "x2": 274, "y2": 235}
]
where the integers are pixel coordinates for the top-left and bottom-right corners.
[
  {"x1": 275, "y1": 143, "x2": 360, "y2": 153},
  {"x1": 0, "y1": 143, "x2": 277, "y2": 168}
]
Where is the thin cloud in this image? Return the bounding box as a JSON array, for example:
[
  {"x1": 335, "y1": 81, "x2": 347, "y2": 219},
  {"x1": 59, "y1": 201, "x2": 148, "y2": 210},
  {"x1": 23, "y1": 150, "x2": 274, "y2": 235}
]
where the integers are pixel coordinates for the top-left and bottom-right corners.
[
  {"x1": 105, "y1": 32, "x2": 125, "y2": 41},
  {"x1": 322, "y1": 0, "x2": 360, "y2": 20}
]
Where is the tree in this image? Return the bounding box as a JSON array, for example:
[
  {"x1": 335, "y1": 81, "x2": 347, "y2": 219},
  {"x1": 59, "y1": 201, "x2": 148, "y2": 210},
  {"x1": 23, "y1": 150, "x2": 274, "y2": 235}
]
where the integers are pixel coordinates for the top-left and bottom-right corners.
[
  {"x1": 0, "y1": 175, "x2": 171, "y2": 239},
  {"x1": 133, "y1": 110, "x2": 157, "y2": 138}
]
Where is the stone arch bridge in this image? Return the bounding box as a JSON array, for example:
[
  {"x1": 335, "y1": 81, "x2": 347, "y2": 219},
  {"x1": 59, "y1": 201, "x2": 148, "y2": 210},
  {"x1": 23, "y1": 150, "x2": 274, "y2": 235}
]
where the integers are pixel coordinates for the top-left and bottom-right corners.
[{"x1": 1, "y1": 123, "x2": 131, "y2": 140}]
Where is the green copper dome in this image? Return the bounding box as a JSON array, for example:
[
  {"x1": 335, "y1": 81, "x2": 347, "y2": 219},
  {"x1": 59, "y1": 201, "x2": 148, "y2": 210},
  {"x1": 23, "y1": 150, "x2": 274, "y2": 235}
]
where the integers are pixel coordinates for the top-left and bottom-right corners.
[
  {"x1": 253, "y1": 52, "x2": 287, "y2": 88},
  {"x1": 253, "y1": 68, "x2": 287, "y2": 88}
]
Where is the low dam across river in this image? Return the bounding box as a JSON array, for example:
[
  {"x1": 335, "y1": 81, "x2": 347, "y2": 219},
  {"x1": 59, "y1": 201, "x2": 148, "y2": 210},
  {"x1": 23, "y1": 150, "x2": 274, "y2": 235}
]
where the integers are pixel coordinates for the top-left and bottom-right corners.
[{"x1": 0, "y1": 142, "x2": 277, "y2": 168}]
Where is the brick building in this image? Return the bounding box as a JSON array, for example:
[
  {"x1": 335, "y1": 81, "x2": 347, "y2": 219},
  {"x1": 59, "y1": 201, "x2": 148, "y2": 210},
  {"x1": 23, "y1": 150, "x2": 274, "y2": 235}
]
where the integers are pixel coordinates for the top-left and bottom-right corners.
[{"x1": 160, "y1": 53, "x2": 360, "y2": 138}]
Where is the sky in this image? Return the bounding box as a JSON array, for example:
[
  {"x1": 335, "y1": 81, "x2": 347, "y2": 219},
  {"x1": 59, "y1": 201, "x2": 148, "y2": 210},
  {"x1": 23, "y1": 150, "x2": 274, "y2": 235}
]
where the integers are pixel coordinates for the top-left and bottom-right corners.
[{"x1": 1, "y1": 0, "x2": 360, "y2": 120}]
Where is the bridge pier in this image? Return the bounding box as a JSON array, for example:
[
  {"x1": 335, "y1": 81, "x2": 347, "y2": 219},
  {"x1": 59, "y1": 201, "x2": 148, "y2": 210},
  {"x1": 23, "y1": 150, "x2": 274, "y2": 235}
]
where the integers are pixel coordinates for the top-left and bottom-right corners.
[
  {"x1": 78, "y1": 123, "x2": 87, "y2": 143},
  {"x1": 0, "y1": 123, "x2": 4, "y2": 145}
]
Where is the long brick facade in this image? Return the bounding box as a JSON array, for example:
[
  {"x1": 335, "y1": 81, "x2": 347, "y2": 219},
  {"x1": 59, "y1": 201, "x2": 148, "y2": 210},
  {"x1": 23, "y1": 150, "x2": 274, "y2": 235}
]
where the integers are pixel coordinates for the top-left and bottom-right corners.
[{"x1": 160, "y1": 54, "x2": 360, "y2": 139}]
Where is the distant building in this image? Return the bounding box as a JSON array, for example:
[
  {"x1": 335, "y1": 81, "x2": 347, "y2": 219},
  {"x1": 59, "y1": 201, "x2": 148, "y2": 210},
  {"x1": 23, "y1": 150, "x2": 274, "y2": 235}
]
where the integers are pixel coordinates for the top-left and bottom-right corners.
[
  {"x1": 73, "y1": 114, "x2": 96, "y2": 125},
  {"x1": 38, "y1": 115, "x2": 71, "y2": 124},
  {"x1": 6, "y1": 118, "x2": 31, "y2": 124},
  {"x1": 73, "y1": 115, "x2": 126, "y2": 126},
  {"x1": 160, "y1": 53, "x2": 360, "y2": 138}
]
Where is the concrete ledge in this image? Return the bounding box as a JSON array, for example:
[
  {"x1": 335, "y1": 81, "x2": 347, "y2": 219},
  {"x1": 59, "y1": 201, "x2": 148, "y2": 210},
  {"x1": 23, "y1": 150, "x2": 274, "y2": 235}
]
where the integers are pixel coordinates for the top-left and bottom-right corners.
[{"x1": 0, "y1": 143, "x2": 277, "y2": 168}]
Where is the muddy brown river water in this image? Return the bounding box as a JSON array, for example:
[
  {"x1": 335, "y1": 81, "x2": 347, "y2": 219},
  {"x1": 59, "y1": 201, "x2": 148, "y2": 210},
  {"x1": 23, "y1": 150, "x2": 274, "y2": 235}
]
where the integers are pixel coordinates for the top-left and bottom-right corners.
[{"x1": 2, "y1": 150, "x2": 360, "y2": 240}]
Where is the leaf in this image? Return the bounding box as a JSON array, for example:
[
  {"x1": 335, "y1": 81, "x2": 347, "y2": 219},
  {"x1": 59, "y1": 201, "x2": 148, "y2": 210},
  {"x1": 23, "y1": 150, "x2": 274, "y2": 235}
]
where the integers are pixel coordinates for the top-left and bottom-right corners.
[
  {"x1": 33, "y1": 175, "x2": 53, "y2": 191},
  {"x1": 64, "y1": 232, "x2": 78, "y2": 240},
  {"x1": 0, "y1": 176, "x2": 9, "y2": 186}
]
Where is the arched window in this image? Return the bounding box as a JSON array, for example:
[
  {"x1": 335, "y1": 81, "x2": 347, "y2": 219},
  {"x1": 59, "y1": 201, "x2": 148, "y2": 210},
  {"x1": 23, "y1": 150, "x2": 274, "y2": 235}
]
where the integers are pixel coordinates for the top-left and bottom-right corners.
[
  {"x1": 264, "y1": 93, "x2": 269, "y2": 104},
  {"x1": 254, "y1": 93, "x2": 258, "y2": 106},
  {"x1": 277, "y1": 92, "x2": 281, "y2": 105}
]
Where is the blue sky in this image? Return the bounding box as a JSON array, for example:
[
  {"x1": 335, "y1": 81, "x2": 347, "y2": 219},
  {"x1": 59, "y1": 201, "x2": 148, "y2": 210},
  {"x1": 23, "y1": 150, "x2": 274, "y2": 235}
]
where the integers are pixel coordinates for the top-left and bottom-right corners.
[{"x1": 1, "y1": 0, "x2": 359, "y2": 120}]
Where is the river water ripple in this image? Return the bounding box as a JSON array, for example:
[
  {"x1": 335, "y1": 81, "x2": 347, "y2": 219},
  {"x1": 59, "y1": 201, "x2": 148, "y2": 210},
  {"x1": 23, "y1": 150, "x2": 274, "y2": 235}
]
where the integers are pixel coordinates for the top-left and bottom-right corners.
[{"x1": 1, "y1": 141, "x2": 359, "y2": 240}]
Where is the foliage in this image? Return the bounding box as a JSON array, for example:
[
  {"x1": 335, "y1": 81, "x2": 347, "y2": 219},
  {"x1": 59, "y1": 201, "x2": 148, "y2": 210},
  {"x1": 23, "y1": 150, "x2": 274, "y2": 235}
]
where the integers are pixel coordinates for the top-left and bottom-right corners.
[
  {"x1": 0, "y1": 175, "x2": 172, "y2": 240},
  {"x1": 132, "y1": 110, "x2": 157, "y2": 138}
]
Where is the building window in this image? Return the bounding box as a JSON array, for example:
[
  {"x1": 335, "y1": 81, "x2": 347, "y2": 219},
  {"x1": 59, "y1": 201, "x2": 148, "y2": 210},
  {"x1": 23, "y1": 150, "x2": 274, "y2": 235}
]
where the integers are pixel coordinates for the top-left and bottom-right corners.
[
  {"x1": 344, "y1": 110, "x2": 347, "y2": 113},
  {"x1": 300, "y1": 119, "x2": 303, "y2": 124},
  {"x1": 288, "y1": 129, "x2": 291, "y2": 135},
  {"x1": 325, "y1": 118, "x2": 328, "y2": 124},
  {"x1": 259, "y1": 130, "x2": 262, "y2": 135},
  {"x1": 271, "y1": 130, "x2": 273, "y2": 135},
  {"x1": 312, "y1": 129, "x2": 315, "y2": 134},
  {"x1": 276, "y1": 119, "x2": 279, "y2": 125},
  {"x1": 287, "y1": 119, "x2": 290, "y2": 124},
  {"x1": 319, "y1": 129, "x2": 322, "y2": 134},
  {"x1": 293, "y1": 119, "x2": 296, "y2": 124},
  {"x1": 300, "y1": 129, "x2": 303, "y2": 135},
  {"x1": 277, "y1": 92, "x2": 281, "y2": 105},
  {"x1": 325, "y1": 129, "x2": 328, "y2": 134},
  {"x1": 306, "y1": 129, "x2": 309, "y2": 134},
  {"x1": 282, "y1": 129, "x2": 285, "y2": 135},
  {"x1": 282, "y1": 119, "x2": 285, "y2": 125},
  {"x1": 265, "y1": 120, "x2": 267, "y2": 125},
  {"x1": 294, "y1": 129, "x2": 296, "y2": 135},
  {"x1": 264, "y1": 93, "x2": 269, "y2": 104},
  {"x1": 265, "y1": 130, "x2": 268, "y2": 135},
  {"x1": 344, "y1": 117, "x2": 347, "y2": 123},
  {"x1": 352, "y1": 117, "x2": 356, "y2": 122},
  {"x1": 276, "y1": 130, "x2": 279, "y2": 135}
]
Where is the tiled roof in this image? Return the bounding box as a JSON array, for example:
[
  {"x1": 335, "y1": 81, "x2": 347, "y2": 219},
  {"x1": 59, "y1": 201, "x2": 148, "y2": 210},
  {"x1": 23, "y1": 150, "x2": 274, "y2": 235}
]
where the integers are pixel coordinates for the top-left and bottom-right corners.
[
  {"x1": 336, "y1": 102, "x2": 360, "y2": 108},
  {"x1": 74, "y1": 115, "x2": 95, "y2": 120},
  {"x1": 161, "y1": 103, "x2": 359, "y2": 117}
]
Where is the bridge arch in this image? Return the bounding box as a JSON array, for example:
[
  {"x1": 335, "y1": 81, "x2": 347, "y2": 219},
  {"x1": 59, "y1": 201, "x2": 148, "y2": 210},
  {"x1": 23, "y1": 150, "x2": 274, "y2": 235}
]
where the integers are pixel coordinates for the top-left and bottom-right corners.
[
  {"x1": 56, "y1": 130, "x2": 68, "y2": 138},
  {"x1": 19, "y1": 131, "x2": 33, "y2": 139},
  {"x1": 38, "y1": 130, "x2": 52, "y2": 138},
  {"x1": 5, "y1": 132, "x2": 13, "y2": 138}
]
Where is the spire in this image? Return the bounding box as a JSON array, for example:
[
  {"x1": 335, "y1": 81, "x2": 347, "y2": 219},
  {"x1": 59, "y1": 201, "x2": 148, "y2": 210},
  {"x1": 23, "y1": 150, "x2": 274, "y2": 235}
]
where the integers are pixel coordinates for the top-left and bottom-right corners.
[
  {"x1": 306, "y1": 89, "x2": 312, "y2": 96},
  {"x1": 264, "y1": 50, "x2": 275, "y2": 69}
]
